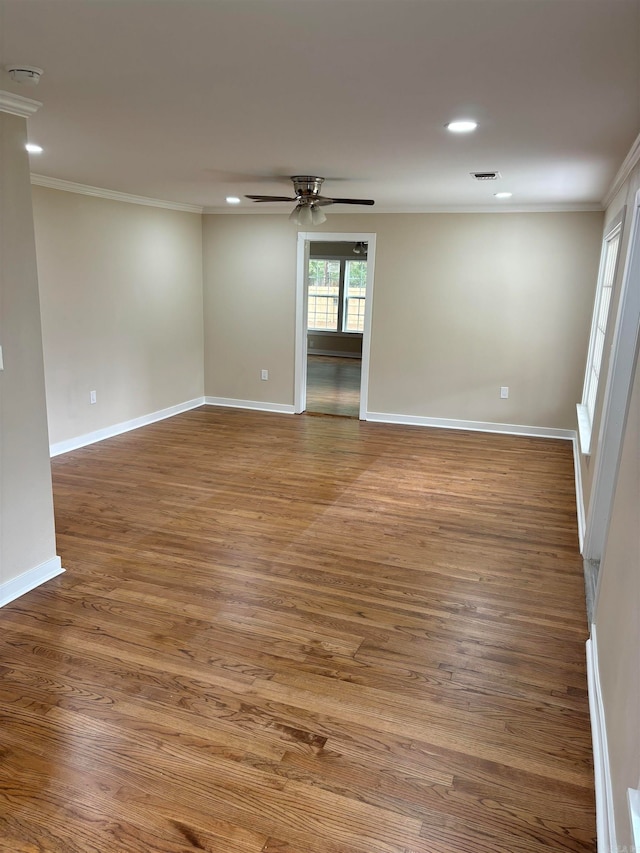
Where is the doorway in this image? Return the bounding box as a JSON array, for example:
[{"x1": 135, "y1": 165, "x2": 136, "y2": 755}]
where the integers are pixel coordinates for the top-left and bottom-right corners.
[{"x1": 295, "y1": 232, "x2": 376, "y2": 418}]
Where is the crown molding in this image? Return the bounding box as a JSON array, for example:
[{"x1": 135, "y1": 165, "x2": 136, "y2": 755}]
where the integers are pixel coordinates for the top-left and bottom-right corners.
[
  {"x1": 203, "y1": 202, "x2": 603, "y2": 215},
  {"x1": 362, "y1": 203, "x2": 604, "y2": 214},
  {"x1": 30, "y1": 174, "x2": 203, "y2": 214},
  {"x1": 602, "y1": 129, "x2": 640, "y2": 210},
  {"x1": 26, "y1": 172, "x2": 604, "y2": 217},
  {"x1": 0, "y1": 89, "x2": 42, "y2": 117}
]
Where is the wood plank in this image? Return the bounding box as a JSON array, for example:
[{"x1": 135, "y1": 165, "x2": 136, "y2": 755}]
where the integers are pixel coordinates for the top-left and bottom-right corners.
[{"x1": 0, "y1": 407, "x2": 594, "y2": 851}]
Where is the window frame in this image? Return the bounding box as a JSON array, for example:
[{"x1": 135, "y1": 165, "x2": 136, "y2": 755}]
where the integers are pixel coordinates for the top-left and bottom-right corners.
[
  {"x1": 342, "y1": 258, "x2": 367, "y2": 333},
  {"x1": 577, "y1": 214, "x2": 624, "y2": 455},
  {"x1": 307, "y1": 257, "x2": 342, "y2": 332}
]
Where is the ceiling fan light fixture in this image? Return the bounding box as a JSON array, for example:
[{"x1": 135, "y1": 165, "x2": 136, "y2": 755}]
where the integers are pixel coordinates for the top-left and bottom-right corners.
[
  {"x1": 289, "y1": 203, "x2": 311, "y2": 226},
  {"x1": 299, "y1": 205, "x2": 313, "y2": 226},
  {"x1": 311, "y1": 205, "x2": 327, "y2": 225},
  {"x1": 289, "y1": 202, "x2": 325, "y2": 226}
]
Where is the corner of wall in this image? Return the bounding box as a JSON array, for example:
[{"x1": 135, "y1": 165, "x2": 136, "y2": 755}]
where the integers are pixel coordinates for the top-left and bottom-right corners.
[{"x1": 0, "y1": 557, "x2": 64, "y2": 608}]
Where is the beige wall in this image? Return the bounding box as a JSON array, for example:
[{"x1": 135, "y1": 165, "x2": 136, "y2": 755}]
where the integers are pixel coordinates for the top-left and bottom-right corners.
[
  {"x1": 0, "y1": 111, "x2": 58, "y2": 585},
  {"x1": 203, "y1": 212, "x2": 602, "y2": 429},
  {"x1": 203, "y1": 215, "x2": 297, "y2": 404},
  {"x1": 33, "y1": 188, "x2": 204, "y2": 446},
  {"x1": 595, "y1": 341, "x2": 640, "y2": 850},
  {"x1": 590, "y1": 160, "x2": 640, "y2": 849}
]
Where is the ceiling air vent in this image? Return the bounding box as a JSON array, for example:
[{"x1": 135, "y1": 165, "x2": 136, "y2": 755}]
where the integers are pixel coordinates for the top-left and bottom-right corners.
[{"x1": 471, "y1": 171, "x2": 501, "y2": 181}]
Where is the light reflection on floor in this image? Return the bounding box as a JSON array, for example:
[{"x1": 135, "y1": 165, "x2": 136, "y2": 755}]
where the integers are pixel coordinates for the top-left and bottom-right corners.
[{"x1": 306, "y1": 355, "x2": 361, "y2": 418}]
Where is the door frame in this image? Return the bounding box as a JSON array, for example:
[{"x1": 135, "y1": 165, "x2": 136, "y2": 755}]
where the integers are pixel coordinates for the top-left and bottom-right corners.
[
  {"x1": 294, "y1": 231, "x2": 377, "y2": 418},
  {"x1": 584, "y1": 188, "x2": 640, "y2": 575}
]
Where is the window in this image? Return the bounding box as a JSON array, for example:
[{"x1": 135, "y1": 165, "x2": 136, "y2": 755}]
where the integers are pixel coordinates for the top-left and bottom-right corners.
[
  {"x1": 577, "y1": 217, "x2": 623, "y2": 454},
  {"x1": 307, "y1": 257, "x2": 367, "y2": 333},
  {"x1": 308, "y1": 260, "x2": 340, "y2": 330},
  {"x1": 344, "y1": 260, "x2": 366, "y2": 332}
]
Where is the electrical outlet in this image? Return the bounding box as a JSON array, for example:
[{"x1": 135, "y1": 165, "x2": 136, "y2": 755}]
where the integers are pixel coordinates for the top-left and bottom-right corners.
[
  {"x1": 261, "y1": 369, "x2": 269, "y2": 381},
  {"x1": 500, "y1": 386, "x2": 509, "y2": 399},
  {"x1": 90, "y1": 390, "x2": 97, "y2": 404}
]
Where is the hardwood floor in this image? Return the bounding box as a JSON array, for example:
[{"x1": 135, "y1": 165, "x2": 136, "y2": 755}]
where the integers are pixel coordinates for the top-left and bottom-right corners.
[
  {"x1": 0, "y1": 407, "x2": 595, "y2": 852},
  {"x1": 306, "y1": 355, "x2": 361, "y2": 417}
]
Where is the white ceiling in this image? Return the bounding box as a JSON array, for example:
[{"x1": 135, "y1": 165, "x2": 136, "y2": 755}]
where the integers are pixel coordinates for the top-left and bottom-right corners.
[{"x1": 1, "y1": 0, "x2": 639, "y2": 213}]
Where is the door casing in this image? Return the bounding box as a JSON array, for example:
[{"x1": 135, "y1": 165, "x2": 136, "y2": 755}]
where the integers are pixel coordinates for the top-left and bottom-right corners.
[{"x1": 294, "y1": 231, "x2": 377, "y2": 418}]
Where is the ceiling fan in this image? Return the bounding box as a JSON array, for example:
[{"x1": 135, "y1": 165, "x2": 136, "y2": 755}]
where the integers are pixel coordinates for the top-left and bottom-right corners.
[{"x1": 245, "y1": 176, "x2": 374, "y2": 225}]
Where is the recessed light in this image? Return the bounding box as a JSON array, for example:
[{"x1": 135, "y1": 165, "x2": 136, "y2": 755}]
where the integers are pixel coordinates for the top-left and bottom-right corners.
[
  {"x1": 225, "y1": 196, "x2": 241, "y2": 204},
  {"x1": 494, "y1": 192, "x2": 513, "y2": 199},
  {"x1": 25, "y1": 143, "x2": 43, "y2": 154},
  {"x1": 446, "y1": 120, "x2": 478, "y2": 133}
]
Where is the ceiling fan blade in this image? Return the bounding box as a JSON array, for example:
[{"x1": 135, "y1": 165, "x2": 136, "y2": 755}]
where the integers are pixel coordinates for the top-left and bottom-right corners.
[
  {"x1": 245, "y1": 195, "x2": 297, "y2": 202},
  {"x1": 327, "y1": 198, "x2": 375, "y2": 206}
]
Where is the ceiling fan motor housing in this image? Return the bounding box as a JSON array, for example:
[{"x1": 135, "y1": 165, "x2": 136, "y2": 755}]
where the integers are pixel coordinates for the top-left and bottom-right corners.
[{"x1": 292, "y1": 176, "x2": 324, "y2": 199}]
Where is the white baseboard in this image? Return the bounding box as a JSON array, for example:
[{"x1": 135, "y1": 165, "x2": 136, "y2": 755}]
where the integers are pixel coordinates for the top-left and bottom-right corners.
[
  {"x1": 364, "y1": 411, "x2": 576, "y2": 441},
  {"x1": 0, "y1": 556, "x2": 64, "y2": 607},
  {"x1": 204, "y1": 396, "x2": 295, "y2": 414},
  {"x1": 587, "y1": 627, "x2": 617, "y2": 852},
  {"x1": 49, "y1": 397, "x2": 206, "y2": 456},
  {"x1": 573, "y1": 435, "x2": 586, "y2": 552}
]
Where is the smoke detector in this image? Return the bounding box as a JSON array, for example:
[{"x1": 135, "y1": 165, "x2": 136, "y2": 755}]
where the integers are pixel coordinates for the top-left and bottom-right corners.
[{"x1": 5, "y1": 65, "x2": 44, "y2": 86}]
